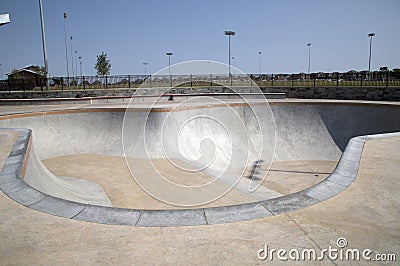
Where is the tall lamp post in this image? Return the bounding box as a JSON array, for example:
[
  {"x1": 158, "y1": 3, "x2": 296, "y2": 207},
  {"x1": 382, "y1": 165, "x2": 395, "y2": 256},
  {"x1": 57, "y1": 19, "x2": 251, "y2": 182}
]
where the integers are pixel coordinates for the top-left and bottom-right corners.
[
  {"x1": 0, "y1": 13, "x2": 10, "y2": 80},
  {"x1": 166, "y1": 52, "x2": 173, "y2": 87},
  {"x1": 78, "y1": 56, "x2": 82, "y2": 77},
  {"x1": 70, "y1": 36, "x2": 74, "y2": 79},
  {"x1": 224, "y1": 30, "x2": 235, "y2": 86},
  {"x1": 258, "y1": 51, "x2": 262, "y2": 76},
  {"x1": 307, "y1": 43, "x2": 312, "y2": 75},
  {"x1": 39, "y1": 0, "x2": 49, "y2": 90},
  {"x1": 63, "y1": 12, "x2": 69, "y2": 86},
  {"x1": 368, "y1": 33, "x2": 375, "y2": 81},
  {"x1": 232, "y1": 57, "x2": 235, "y2": 75},
  {"x1": 74, "y1": 50, "x2": 78, "y2": 80}
]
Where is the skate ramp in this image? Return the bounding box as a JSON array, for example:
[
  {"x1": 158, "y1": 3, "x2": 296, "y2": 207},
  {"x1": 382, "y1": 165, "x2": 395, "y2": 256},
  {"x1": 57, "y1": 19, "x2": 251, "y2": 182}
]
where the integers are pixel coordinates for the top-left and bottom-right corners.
[
  {"x1": 0, "y1": 101, "x2": 399, "y2": 207},
  {"x1": 25, "y1": 145, "x2": 112, "y2": 206}
]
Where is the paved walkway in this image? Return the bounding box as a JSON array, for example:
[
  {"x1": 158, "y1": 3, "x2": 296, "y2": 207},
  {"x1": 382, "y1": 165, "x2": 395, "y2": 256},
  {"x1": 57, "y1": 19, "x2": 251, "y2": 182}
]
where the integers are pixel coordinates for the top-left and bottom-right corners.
[
  {"x1": 0, "y1": 98, "x2": 399, "y2": 116},
  {"x1": 0, "y1": 135, "x2": 398, "y2": 265}
]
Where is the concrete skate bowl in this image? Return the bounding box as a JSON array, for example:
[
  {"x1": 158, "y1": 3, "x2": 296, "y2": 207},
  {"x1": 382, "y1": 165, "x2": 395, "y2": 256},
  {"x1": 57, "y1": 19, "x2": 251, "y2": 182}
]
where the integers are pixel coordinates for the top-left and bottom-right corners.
[{"x1": 0, "y1": 100, "x2": 400, "y2": 226}]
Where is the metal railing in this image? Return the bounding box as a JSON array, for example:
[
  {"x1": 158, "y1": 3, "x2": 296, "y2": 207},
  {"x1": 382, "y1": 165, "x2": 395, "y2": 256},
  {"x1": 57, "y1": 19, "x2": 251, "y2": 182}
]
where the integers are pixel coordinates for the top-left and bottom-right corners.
[{"x1": 1, "y1": 71, "x2": 399, "y2": 92}]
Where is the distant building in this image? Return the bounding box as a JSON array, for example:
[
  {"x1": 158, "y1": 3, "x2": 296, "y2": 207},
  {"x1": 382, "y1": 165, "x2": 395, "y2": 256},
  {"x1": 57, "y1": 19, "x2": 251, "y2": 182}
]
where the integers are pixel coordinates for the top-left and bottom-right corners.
[
  {"x1": 7, "y1": 65, "x2": 44, "y2": 79},
  {"x1": 6, "y1": 65, "x2": 46, "y2": 90}
]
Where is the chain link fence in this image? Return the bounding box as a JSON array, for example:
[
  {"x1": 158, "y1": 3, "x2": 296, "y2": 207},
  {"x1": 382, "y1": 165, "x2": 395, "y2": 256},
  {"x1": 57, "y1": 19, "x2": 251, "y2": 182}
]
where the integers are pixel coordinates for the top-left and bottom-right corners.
[{"x1": 1, "y1": 72, "x2": 399, "y2": 92}]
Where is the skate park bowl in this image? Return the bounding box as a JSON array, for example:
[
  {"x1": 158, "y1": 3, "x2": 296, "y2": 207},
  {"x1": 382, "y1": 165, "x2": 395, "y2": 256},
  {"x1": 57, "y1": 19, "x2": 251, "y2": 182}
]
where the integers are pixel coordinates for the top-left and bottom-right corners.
[{"x1": 0, "y1": 98, "x2": 400, "y2": 226}]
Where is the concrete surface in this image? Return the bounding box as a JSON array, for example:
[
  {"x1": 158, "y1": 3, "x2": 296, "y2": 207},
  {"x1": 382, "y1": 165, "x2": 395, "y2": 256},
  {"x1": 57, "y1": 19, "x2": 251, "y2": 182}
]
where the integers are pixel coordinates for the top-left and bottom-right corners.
[
  {"x1": 0, "y1": 134, "x2": 398, "y2": 264},
  {"x1": 0, "y1": 99, "x2": 399, "y2": 227},
  {"x1": 0, "y1": 92, "x2": 286, "y2": 103},
  {"x1": 25, "y1": 146, "x2": 112, "y2": 206},
  {"x1": 1, "y1": 85, "x2": 400, "y2": 101},
  {"x1": 42, "y1": 155, "x2": 332, "y2": 209}
]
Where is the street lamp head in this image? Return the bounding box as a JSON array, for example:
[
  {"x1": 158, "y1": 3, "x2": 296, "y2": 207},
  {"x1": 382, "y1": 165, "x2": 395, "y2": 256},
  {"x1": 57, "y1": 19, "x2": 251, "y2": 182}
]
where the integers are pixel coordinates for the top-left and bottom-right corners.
[
  {"x1": 143, "y1": 62, "x2": 148, "y2": 65},
  {"x1": 307, "y1": 43, "x2": 311, "y2": 47},
  {"x1": 368, "y1": 33, "x2": 375, "y2": 37},
  {"x1": 166, "y1": 52, "x2": 173, "y2": 56},
  {"x1": 0, "y1": 13, "x2": 11, "y2": 26},
  {"x1": 224, "y1": 30, "x2": 235, "y2": 36},
  {"x1": 79, "y1": 56, "x2": 81, "y2": 60},
  {"x1": 259, "y1": 51, "x2": 262, "y2": 55}
]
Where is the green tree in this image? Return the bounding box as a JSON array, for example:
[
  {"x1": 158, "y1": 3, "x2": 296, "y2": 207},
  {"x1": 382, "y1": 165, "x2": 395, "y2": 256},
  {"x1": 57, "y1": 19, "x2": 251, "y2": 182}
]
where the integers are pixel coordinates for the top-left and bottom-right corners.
[
  {"x1": 391, "y1": 68, "x2": 400, "y2": 79},
  {"x1": 95, "y1": 52, "x2": 111, "y2": 76},
  {"x1": 10, "y1": 68, "x2": 19, "y2": 77},
  {"x1": 36, "y1": 66, "x2": 47, "y2": 78},
  {"x1": 379, "y1": 66, "x2": 389, "y2": 72}
]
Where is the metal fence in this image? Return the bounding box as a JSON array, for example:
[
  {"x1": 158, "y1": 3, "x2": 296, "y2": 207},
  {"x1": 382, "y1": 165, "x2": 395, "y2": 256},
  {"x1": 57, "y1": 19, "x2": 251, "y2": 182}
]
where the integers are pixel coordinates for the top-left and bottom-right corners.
[{"x1": 1, "y1": 72, "x2": 399, "y2": 92}]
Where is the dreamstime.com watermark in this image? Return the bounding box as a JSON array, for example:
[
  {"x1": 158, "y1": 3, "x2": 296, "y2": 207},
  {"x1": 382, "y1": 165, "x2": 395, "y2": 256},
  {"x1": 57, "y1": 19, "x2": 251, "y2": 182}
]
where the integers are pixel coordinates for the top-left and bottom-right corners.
[
  {"x1": 122, "y1": 60, "x2": 276, "y2": 207},
  {"x1": 257, "y1": 237, "x2": 396, "y2": 262}
]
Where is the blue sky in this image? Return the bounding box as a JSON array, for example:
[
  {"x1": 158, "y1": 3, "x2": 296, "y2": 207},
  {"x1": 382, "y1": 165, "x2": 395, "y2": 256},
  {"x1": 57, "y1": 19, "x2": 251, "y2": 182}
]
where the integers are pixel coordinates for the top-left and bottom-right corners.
[{"x1": 0, "y1": 0, "x2": 399, "y2": 78}]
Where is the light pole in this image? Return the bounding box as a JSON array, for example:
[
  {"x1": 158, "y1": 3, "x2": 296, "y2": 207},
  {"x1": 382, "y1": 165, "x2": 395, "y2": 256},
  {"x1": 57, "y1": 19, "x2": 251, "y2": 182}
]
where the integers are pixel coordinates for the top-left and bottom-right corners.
[
  {"x1": 63, "y1": 12, "x2": 69, "y2": 85},
  {"x1": 232, "y1": 57, "x2": 235, "y2": 75},
  {"x1": 258, "y1": 51, "x2": 262, "y2": 76},
  {"x1": 368, "y1": 33, "x2": 375, "y2": 80},
  {"x1": 166, "y1": 52, "x2": 173, "y2": 87},
  {"x1": 39, "y1": 0, "x2": 49, "y2": 90},
  {"x1": 224, "y1": 30, "x2": 235, "y2": 86},
  {"x1": 70, "y1": 36, "x2": 74, "y2": 79},
  {"x1": 79, "y1": 56, "x2": 82, "y2": 77},
  {"x1": 307, "y1": 43, "x2": 311, "y2": 75},
  {"x1": 143, "y1": 62, "x2": 148, "y2": 76},
  {"x1": 74, "y1": 50, "x2": 78, "y2": 79}
]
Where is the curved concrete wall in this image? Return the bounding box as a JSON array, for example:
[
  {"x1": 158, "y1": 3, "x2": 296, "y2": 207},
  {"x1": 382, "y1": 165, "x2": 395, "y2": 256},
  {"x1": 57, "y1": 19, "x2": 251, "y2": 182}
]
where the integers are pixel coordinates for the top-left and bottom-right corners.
[
  {"x1": 1, "y1": 101, "x2": 400, "y2": 226},
  {"x1": 1, "y1": 101, "x2": 399, "y2": 204},
  {"x1": 24, "y1": 145, "x2": 112, "y2": 206},
  {"x1": 1, "y1": 128, "x2": 399, "y2": 226},
  {"x1": 0, "y1": 102, "x2": 399, "y2": 162}
]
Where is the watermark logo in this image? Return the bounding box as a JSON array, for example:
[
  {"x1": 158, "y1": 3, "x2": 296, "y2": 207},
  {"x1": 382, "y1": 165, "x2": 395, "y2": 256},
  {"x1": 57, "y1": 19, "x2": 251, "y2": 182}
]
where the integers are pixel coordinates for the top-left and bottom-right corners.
[
  {"x1": 258, "y1": 237, "x2": 396, "y2": 262},
  {"x1": 336, "y1": 237, "x2": 348, "y2": 248},
  {"x1": 121, "y1": 60, "x2": 276, "y2": 207}
]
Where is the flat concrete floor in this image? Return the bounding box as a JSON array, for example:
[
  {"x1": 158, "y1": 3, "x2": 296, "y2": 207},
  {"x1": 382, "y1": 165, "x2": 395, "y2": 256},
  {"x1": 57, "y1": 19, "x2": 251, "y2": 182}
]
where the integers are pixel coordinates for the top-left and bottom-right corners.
[
  {"x1": 43, "y1": 155, "x2": 333, "y2": 209},
  {"x1": 0, "y1": 130, "x2": 18, "y2": 166},
  {"x1": 0, "y1": 136, "x2": 399, "y2": 265}
]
